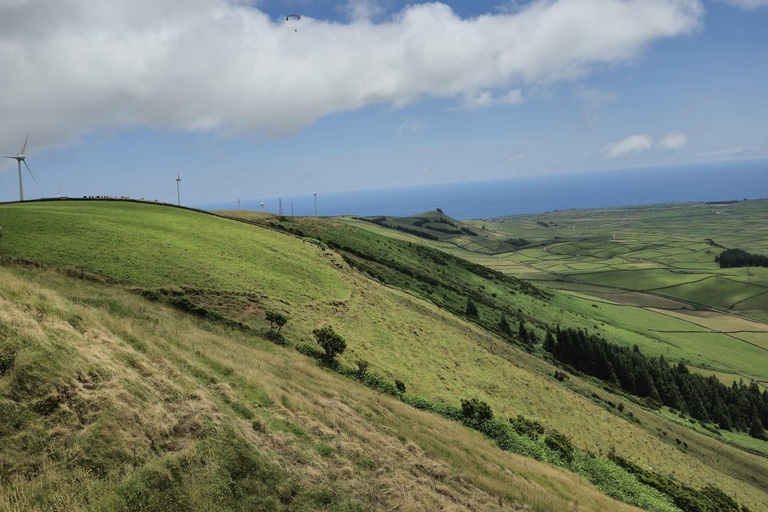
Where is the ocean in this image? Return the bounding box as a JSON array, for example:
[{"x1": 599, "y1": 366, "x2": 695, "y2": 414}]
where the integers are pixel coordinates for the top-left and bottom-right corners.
[{"x1": 200, "y1": 158, "x2": 768, "y2": 220}]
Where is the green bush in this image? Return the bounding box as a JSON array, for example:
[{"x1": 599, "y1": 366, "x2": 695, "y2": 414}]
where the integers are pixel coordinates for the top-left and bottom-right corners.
[
  {"x1": 312, "y1": 326, "x2": 347, "y2": 361},
  {"x1": 544, "y1": 430, "x2": 574, "y2": 462},
  {"x1": 509, "y1": 415, "x2": 545, "y2": 440},
  {"x1": 141, "y1": 289, "x2": 160, "y2": 302},
  {"x1": 395, "y1": 380, "x2": 406, "y2": 393},
  {"x1": 460, "y1": 398, "x2": 494, "y2": 423}
]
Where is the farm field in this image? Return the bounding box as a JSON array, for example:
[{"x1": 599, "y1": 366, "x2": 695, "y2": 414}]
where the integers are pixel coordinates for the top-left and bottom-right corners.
[
  {"x1": 2, "y1": 200, "x2": 767, "y2": 512},
  {"x1": 331, "y1": 200, "x2": 768, "y2": 389}
]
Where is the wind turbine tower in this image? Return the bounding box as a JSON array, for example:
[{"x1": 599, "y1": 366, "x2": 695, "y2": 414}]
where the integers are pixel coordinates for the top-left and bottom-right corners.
[
  {"x1": 237, "y1": 198, "x2": 241, "y2": 210},
  {"x1": 175, "y1": 174, "x2": 181, "y2": 206},
  {"x1": 3, "y1": 133, "x2": 35, "y2": 202},
  {"x1": 314, "y1": 193, "x2": 318, "y2": 218},
  {"x1": 278, "y1": 198, "x2": 283, "y2": 215},
  {"x1": 260, "y1": 201, "x2": 265, "y2": 212}
]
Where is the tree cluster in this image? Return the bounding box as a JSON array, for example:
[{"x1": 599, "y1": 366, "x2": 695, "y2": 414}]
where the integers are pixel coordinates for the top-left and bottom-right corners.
[
  {"x1": 715, "y1": 248, "x2": 768, "y2": 268},
  {"x1": 545, "y1": 327, "x2": 768, "y2": 438}
]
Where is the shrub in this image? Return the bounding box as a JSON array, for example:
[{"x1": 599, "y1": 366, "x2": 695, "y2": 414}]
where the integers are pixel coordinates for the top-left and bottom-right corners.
[
  {"x1": 545, "y1": 430, "x2": 574, "y2": 462},
  {"x1": 356, "y1": 359, "x2": 369, "y2": 378},
  {"x1": 266, "y1": 331, "x2": 287, "y2": 345},
  {"x1": 509, "y1": 415, "x2": 545, "y2": 440},
  {"x1": 141, "y1": 289, "x2": 160, "y2": 302},
  {"x1": 312, "y1": 326, "x2": 347, "y2": 361},
  {"x1": 395, "y1": 380, "x2": 406, "y2": 393},
  {"x1": 553, "y1": 370, "x2": 569, "y2": 382},
  {"x1": 460, "y1": 398, "x2": 494, "y2": 423}
]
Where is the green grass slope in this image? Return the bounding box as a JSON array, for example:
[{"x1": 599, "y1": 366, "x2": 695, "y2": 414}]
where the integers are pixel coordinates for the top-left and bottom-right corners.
[
  {"x1": 2, "y1": 266, "x2": 644, "y2": 512},
  {"x1": 1, "y1": 200, "x2": 766, "y2": 511}
]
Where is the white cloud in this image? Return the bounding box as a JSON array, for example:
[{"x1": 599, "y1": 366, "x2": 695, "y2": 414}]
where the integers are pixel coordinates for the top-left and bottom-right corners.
[
  {"x1": 660, "y1": 130, "x2": 687, "y2": 149},
  {"x1": 601, "y1": 134, "x2": 654, "y2": 158},
  {"x1": 398, "y1": 120, "x2": 424, "y2": 132},
  {"x1": 0, "y1": 0, "x2": 704, "y2": 156},
  {"x1": 461, "y1": 89, "x2": 524, "y2": 110},
  {"x1": 337, "y1": 0, "x2": 387, "y2": 21},
  {"x1": 718, "y1": 0, "x2": 768, "y2": 9},
  {"x1": 505, "y1": 153, "x2": 527, "y2": 163}
]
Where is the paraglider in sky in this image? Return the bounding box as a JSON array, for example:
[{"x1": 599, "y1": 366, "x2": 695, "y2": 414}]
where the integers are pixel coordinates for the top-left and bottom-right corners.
[{"x1": 286, "y1": 14, "x2": 300, "y2": 31}]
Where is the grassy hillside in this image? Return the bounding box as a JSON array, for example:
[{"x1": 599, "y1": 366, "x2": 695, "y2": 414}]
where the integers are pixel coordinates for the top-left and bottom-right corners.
[
  {"x1": 1, "y1": 200, "x2": 767, "y2": 511},
  {"x1": 339, "y1": 201, "x2": 768, "y2": 388},
  {"x1": 2, "y1": 266, "x2": 644, "y2": 512}
]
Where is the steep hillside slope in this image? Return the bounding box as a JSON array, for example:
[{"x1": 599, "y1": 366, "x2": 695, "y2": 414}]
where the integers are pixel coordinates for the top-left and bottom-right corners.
[
  {"x1": 2, "y1": 266, "x2": 639, "y2": 512},
  {"x1": 1, "y1": 200, "x2": 766, "y2": 511}
]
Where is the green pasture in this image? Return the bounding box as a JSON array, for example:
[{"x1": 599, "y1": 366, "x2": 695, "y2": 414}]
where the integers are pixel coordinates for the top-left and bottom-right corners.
[
  {"x1": 0, "y1": 201, "x2": 349, "y2": 305},
  {"x1": 574, "y1": 269, "x2": 715, "y2": 291},
  {"x1": 660, "y1": 276, "x2": 765, "y2": 309}
]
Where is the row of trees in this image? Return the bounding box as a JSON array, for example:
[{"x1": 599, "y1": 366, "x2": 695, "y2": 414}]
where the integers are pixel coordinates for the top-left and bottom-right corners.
[
  {"x1": 715, "y1": 248, "x2": 768, "y2": 268},
  {"x1": 544, "y1": 327, "x2": 768, "y2": 439}
]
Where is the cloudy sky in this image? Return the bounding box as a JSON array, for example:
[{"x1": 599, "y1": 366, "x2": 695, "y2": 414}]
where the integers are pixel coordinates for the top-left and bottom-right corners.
[{"x1": 0, "y1": 0, "x2": 766, "y2": 205}]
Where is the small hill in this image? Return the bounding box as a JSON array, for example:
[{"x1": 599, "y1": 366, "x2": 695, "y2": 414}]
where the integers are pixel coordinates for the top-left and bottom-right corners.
[{"x1": 356, "y1": 209, "x2": 526, "y2": 254}]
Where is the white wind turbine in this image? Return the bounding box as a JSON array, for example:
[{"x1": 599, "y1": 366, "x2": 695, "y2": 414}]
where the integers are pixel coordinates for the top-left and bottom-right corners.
[{"x1": 4, "y1": 133, "x2": 35, "y2": 201}]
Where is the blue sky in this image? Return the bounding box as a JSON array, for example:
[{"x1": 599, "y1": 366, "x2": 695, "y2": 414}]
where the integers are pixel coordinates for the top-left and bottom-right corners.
[{"x1": 0, "y1": 0, "x2": 766, "y2": 206}]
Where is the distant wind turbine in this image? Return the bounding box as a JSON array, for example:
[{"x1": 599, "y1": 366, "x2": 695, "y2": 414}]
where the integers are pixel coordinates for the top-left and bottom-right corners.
[
  {"x1": 3, "y1": 133, "x2": 35, "y2": 201},
  {"x1": 175, "y1": 174, "x2": 181, "y2": 206},
  {"x1": 260, "y1": 201, "x2": 264, "y2": 212}
]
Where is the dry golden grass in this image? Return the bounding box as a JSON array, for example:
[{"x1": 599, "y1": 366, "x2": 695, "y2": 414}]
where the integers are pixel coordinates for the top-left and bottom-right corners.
[{"x1": 0, "y1": 266, "x2": 655, "y2": 512}]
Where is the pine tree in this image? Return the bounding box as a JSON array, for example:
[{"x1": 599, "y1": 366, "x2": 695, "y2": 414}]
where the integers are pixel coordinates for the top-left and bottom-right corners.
[
  {"x1": 465, "y1": 298, "x2": 478, "y2": 318},
  {"x1": 499, "y1": 315, "x2": 512, "y2": 337},
  {"x1": 543, "y1": 331, "x2": 555, "y2": 352},
  {"x1": 750, "y1": 411, "x2": 768, "y2": 440}
]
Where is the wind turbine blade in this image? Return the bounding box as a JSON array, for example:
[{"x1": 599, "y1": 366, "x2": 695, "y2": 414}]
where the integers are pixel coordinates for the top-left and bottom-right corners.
[
  {"x1": 21, "y1": 132, "x2": 29, "y2": 155},
  {"x1": 3, "y1": 156, "x2": 16, "y2": 159},
  {"x1": 24, "y1": 160, "x2": 36, "y2": 182}
]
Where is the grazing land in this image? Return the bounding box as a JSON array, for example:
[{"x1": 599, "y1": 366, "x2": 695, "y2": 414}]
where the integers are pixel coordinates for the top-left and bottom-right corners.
[{"x1": 0, "y1": 200, "x2": 766, "y2": 512}]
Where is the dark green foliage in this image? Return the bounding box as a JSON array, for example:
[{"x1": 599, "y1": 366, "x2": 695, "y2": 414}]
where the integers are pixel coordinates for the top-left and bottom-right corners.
[
  {"x1": 460, "y1": 398, "x2": 494, "y2": 423},
  {"x1": 266, "y1": 331, "x2": 287, "y2": 345},
  {"x1": 141, "y1": 289, "x2": 161, "y2": 302},
  {"x1": 543, "y1": 331, "x2": 555, "y2": 352},
  {"x1": 545, "y1": 327, "x2": 768, "y2": 435},
  {"x1": 610, "y1": 453, "x2": 744, "y2": 512},
  {"x1": 312, "y1": 326, "x2": 347, "y2": 361},
  {"x1": 749, "y1": 411, "x2": 767, "y2": 440},
  {"x1": 0, "y1": 349, "x2": 16, "y2": 376},
  {"x1": 265, "y1": 311, "x2": 289, "y2": 334},
  {"x1": 715, "y1": 248, "x2": 768, "y2": 268},
  {"x1": 509, "y1": 415, "x2": 545, "y2": 440},
  {"x1": 395, "y1": 380, "x2": 406, "y2": 393},
  {"x1": 465, "y1": 298, "x2": 479, "y2": 318},
  {"x1": 544, "y1": 430, "x2": 574, "y2": 462},
  {"x1": 499, "y1": 314, "x2": 512, "y2": 337},
  {"x1": 504, "y1": 238, "x2": 530, "y2": 247},
  {"x1": 553, "y1": 370, "x2": 568, "y2": 382}
]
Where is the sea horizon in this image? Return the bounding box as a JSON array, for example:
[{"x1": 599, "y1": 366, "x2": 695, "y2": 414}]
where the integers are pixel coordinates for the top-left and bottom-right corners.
[{"x1": 199, "y1": 158, "x2": 768, "y2": 220}]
